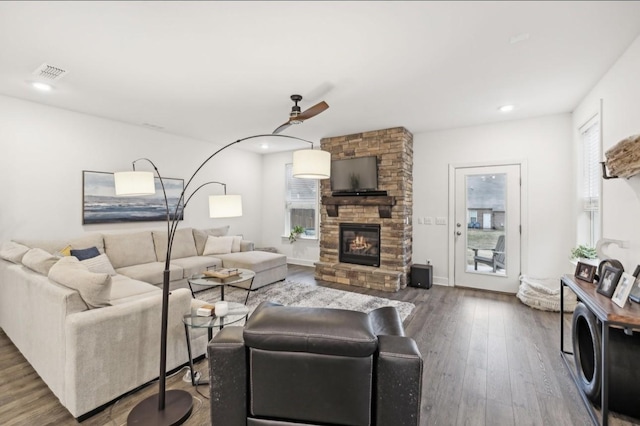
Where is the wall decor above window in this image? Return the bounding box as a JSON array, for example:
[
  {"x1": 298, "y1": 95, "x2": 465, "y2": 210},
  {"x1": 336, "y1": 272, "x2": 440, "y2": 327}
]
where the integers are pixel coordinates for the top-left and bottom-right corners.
[{"x1": 82, "y1": 170, "x2": 184, "y2": 224}]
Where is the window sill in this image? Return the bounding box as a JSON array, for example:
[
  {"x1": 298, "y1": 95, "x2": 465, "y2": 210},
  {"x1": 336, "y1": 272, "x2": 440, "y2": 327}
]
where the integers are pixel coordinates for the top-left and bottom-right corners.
[{"x1": 281, "y1": 235, "x2": 318, "y2": 242}]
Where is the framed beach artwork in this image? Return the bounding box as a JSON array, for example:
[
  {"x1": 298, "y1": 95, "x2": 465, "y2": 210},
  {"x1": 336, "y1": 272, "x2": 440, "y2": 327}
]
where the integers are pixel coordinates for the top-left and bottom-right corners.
[{"x1": 82, "y1": 171, "x2": 184, "y2": 224}]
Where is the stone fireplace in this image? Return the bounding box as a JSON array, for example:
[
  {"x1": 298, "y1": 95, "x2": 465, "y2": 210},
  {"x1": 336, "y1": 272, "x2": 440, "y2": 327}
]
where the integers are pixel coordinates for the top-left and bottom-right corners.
[{"x1": 315, "y1": 127, "x2": 413, "y2": 292}]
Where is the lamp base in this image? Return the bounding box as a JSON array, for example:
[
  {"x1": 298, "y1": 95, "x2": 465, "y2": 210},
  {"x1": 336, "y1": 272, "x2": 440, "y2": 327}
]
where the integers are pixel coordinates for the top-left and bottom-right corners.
[{"x1": 127, "y1": 389, "x2": 193, "y2": 426}]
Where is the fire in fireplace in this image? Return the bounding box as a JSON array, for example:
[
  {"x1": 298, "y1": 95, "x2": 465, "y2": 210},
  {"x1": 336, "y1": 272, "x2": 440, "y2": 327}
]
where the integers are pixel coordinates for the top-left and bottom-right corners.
[{"x1": 339, "y1": 223, "x2": 381, "y2": 267}]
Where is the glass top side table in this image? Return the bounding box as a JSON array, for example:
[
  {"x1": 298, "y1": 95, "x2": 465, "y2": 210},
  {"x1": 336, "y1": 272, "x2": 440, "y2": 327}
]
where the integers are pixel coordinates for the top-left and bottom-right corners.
[
  {"x1": 187, "y1": 268, "x2": 256, "y2": 301},
  {"x1": 182, "y1": 301, "x2": 249, "y2": 386}
]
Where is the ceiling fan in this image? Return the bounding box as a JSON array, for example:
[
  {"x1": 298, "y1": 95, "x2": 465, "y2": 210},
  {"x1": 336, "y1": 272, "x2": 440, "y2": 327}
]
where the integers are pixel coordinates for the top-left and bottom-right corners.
[{"x1": 272, "y1": 94, "x2": 329, "y2": 134}]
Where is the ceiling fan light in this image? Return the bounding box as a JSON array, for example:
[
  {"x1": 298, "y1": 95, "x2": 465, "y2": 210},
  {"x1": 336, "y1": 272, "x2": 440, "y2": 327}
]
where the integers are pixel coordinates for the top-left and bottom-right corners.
[{"x1": 292, "y1": 149, "x2": 331, "y2": 179}]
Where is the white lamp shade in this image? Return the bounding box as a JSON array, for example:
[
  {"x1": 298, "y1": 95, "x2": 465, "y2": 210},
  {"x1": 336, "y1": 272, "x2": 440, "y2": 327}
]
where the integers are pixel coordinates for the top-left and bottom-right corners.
[
  {"x1": 209, "y1": 194, "x2": 243, "y2": 218},
  {"x1": 113, "y1": 171, "x2": 156, "y2": 196},
  {"x1": 292, "y1": 149, "x2": 331, "y2": 179}
]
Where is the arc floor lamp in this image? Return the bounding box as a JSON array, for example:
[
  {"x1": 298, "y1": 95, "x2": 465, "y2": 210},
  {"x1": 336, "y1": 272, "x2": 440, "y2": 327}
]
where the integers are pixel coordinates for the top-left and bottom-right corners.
[{"x1": 114, "y1": 134, "x2": 330, "y2": 426}]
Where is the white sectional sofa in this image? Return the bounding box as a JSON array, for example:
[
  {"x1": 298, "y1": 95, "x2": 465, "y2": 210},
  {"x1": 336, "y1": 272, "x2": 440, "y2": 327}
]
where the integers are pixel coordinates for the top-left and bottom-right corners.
[{"x1": 0, "y1": 226, "x2": 287, "y2": 419}]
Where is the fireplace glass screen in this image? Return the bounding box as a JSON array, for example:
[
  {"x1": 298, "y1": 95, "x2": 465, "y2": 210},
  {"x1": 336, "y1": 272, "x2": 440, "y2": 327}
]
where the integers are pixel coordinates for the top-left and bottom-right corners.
[{"x1": 339, "y1": 223, "x2": 381, "y2": 267}]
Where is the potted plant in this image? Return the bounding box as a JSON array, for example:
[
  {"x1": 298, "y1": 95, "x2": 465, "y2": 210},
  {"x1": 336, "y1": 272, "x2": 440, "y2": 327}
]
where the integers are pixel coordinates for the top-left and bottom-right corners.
[
  {"x1": 289, "y1": 226, "x2": 305, "y2": 243},
  {"x1": 570, "y1": 245, "x2": 597, "y2": 261}
]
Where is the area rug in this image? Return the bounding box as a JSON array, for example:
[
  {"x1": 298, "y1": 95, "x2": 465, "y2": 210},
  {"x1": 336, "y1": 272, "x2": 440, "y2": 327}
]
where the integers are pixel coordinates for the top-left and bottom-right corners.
[{"x1": 195, "y1": 280, "x2": 415, "y2": 322}]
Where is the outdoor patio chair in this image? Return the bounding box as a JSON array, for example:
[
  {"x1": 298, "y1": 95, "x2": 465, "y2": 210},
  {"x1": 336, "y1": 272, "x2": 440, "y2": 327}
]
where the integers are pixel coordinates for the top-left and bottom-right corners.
[{"x1": 473, "y1": 234, "x2": 505, "y2": 272}]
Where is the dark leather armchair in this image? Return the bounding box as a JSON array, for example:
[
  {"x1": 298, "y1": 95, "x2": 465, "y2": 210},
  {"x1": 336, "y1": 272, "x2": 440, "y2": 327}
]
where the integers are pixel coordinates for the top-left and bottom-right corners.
[{"x1": 208, "y1": 301, "x2": 423, "y2": 426}]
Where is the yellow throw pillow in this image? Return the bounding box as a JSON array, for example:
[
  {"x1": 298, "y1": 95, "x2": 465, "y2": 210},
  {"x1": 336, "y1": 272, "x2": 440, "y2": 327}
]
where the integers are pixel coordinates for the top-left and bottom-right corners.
[{"x1": 58, "y1": 245, "x2": 72, "y2": 257}]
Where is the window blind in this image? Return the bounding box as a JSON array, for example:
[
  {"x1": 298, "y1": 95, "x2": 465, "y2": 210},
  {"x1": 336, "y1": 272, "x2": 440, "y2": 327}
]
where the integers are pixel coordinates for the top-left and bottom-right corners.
[{"x1": 581, "y1": 119, "x2": 600, "y2": 212}]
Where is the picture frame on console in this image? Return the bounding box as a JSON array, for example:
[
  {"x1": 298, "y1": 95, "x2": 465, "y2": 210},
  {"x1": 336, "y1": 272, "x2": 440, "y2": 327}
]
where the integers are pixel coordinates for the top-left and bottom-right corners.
[
  {"x1": 82, "y1": 170, "x2": 184, "y2": 224},
  {"x1": 612, "y1": 272, "x2": 635, "y2": 308},
  {"x1": 596, "y1": 265, "x2": 622, "y2": 298},
  {"x1": 628, "y1": 265, "x2": 640, "y2": 303},
  {"x1": 575, "y1": 261, "x2": 596, "y2": 283}
]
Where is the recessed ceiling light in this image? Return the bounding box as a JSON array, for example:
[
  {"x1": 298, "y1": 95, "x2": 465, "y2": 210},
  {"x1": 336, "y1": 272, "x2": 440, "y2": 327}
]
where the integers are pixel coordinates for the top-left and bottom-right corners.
[
  {"x1": 31, "y1": 81, "x2": 52, "y2": 92},
  {"x1": 499, "y1": 105, "x2": 515, "y2": 113}
]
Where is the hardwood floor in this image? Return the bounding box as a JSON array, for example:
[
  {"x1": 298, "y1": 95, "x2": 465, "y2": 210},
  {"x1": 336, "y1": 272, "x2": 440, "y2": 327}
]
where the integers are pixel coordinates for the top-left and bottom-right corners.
[{"x1": 1, "y1": 264, "x2": 638, "y2": 425}]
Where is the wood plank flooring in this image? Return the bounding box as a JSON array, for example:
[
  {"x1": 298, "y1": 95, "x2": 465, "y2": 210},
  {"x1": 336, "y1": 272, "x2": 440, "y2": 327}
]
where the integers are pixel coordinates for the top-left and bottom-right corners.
[{"x1": 1, "y1": 265, "x2": 638, "y2": 425}]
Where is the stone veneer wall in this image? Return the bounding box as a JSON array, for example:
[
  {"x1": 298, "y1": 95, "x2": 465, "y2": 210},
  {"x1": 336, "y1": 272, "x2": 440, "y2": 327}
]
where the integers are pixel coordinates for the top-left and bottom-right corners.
[{"x1": 315, "y1": 127, "x2": 413, "y2": 292}]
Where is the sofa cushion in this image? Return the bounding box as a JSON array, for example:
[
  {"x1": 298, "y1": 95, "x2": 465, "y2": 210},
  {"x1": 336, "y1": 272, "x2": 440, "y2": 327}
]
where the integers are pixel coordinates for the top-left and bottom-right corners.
[
  {"x1": 193, "y1": 226, "x2": 230, "y2": 255},
  {"x1": 203, "y1": 236, "x2": 234, "y2": 255},
  {"x1": 170, "y1": 256, "x2": 221, "y2": 279},
  {"x1": 22, "y1": 248, "x2": 60, "y2": 275},
  {"x1": 48, "y1": 256, "x2": 112, "y2": 309},
  {"x1": 13, "y1": 238, "x2": 69, "y2": 255},
  {"x1": 115, "y1": 262, "x2": 183, "y2": 286},
  {"x1": 71, "y1": 246, "x2": 100, "y2": 260},
  {"x1": 81, "y1": 253, "x2": 117, "y2": 276},
  {"x1": 0, "y1": 241, "x2": 30, "y2": 264},
  {"x1": 152, "y1": 228, "x2": 197, "y2": 261},
  {"x1": 109, "y1": 274, "x2": 159, "y2": 302},
  {"x1": 104, "y1": 231, "x2": 157, "y2": 269},
  {"x1": 215, "y1": 251, "x2": 286, "y2": 273},
  {"x1": 14, "y1": 233, "x2": 105, "y2": 255}
]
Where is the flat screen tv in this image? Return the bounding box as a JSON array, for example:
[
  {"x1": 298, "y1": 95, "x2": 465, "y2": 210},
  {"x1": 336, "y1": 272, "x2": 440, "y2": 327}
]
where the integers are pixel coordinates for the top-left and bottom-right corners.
[{"x1": 330, "y1": 156, "x2": 378, "y2": 193}]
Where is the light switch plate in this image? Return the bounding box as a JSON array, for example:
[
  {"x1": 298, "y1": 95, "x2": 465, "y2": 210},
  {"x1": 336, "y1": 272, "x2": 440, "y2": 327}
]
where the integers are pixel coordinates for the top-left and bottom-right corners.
[
  {"x1": 436, "y1": 217, "x2": 447, "y2": 225},
  {"x1": 425, "y1": 217, "x2": 433, "y2": 225}
]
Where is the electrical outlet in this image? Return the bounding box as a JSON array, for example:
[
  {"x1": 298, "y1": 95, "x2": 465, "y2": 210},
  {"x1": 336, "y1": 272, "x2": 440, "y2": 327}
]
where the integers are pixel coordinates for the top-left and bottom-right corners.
[
  {"x1": 425, "y1": 217, "x2": 434, "y2": 225},
  {"x1": 436, "y1": 217, "x2": 447, "y2": 225}
]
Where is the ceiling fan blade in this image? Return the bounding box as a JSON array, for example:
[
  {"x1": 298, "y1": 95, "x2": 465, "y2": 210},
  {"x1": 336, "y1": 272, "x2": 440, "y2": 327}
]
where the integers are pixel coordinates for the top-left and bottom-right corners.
[
  {"x1": 273, "y1": 121, "x2": 292, "y2": 134},
  {"x1": 297, "y1": 101, "x2": 329, "y2": 121}
]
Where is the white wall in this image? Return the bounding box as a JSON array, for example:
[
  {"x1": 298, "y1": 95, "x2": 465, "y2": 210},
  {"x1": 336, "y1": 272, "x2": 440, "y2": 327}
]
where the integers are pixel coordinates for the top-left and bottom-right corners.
[
  {"x1": 261, "y1": 151, "x2": 320, "y2": 266},
  {"x1": 573, "y1": 35, "x2": 640, "y2": 271},
  {"x1": 0, "y1": 95, "x2": 264, "y2": 244},
  {"x1": 413, "y1": 114, "x2": 575, "y2": 285}
]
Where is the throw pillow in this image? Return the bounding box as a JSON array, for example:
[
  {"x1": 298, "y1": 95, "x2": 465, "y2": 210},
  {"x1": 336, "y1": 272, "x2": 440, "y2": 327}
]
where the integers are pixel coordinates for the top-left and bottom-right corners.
[
  {"x1": 231, "y1": 235, "x2": 243, "y2": 253},
  {"x1": 21, "y1": 248, "x2": 60, "y2": 275},
  {"x1": 48, "y1": 256, "x2": 112, "y2": 309},
  {"x1": 0, "y1": 241, "x2": 31, "y2": 264},
  {"x1": 193, "y1": 226, "x2": 230, "y2": 255},
  {"x1": 203, "y1": 235, "x2": 234, "y2": 255},
  {"x1": 71, "y1": 246, "x2": 100, "y2": 261},
  {"x1": 81, "y1": 253, "x2": 117, "y2": 276},
  {"x1": 57, "y1": 245, "x2": 72, "y2": 257}
]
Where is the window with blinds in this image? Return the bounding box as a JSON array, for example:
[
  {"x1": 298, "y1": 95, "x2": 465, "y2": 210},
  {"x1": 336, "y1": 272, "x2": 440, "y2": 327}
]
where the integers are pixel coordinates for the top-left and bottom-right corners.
[
  {"x1": 580, "y1": 116, "x2": 601, "y2": 246},
  {"x1": 285, "y1": 163, "x2": 318, "y2": 238}
]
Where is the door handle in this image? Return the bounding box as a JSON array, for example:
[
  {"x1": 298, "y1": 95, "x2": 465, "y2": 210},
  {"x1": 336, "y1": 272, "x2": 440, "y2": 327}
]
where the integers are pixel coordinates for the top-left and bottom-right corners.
[{"x1": 456, "y1": 231, "x2": 462, "y2": 236}]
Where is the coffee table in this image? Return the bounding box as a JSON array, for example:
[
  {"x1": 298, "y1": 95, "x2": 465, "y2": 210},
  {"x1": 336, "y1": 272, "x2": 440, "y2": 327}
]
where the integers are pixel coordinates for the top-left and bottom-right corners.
[
  {"x1": 182, "y1": 301, "x2": 249, "y2": 386},
  {"x1": 187, "y1": 268, "x2": 256, "y2": 303}
]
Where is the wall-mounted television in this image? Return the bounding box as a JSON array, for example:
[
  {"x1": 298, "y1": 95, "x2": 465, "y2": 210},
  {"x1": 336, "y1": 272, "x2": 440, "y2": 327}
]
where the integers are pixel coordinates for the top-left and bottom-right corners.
[{"x1": 330, "y1": 156, "x2": 378, "y2": 194}]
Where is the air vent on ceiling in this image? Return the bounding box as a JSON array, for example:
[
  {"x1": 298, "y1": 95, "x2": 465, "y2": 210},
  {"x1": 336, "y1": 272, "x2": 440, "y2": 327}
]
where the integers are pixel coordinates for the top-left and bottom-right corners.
[{"x1": 32, "y1": 63, "x2": 68, "y2": 81}]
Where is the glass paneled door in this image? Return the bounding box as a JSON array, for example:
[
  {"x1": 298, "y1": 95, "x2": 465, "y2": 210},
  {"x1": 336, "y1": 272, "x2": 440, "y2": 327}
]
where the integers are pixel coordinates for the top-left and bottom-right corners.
[{"x1": 454, "y1": 164, "x2": 521, "y2": 293}]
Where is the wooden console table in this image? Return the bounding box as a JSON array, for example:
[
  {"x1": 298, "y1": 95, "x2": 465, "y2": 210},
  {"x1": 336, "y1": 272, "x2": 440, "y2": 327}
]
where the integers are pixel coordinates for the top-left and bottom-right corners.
[
  {"x1": 560, "y1": 274, "x2": 640, "y2": 426},
  {"x1": 321, "y1": 195, "x2": 395, "y2": 218}
]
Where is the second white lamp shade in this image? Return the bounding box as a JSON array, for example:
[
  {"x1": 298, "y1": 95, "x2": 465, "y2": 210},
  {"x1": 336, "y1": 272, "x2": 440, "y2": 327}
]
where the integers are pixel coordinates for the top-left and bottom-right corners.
[
  {"x1": 209, "y1": 194, "x2": 243, "y2": 218},
  {"x1": 113, "y1": 171, "x2": 155, "y2": 196}
]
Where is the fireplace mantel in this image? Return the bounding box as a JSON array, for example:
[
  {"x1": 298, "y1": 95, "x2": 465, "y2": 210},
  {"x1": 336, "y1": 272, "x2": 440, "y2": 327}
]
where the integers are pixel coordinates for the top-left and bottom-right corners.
[{"x1": 321, "y1": 195, "x2": 396, "y2": 218}]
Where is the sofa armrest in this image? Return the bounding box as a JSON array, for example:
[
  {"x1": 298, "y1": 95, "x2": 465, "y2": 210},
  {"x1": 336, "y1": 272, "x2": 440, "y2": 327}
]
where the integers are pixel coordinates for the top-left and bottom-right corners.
[
  {"x1": 240, "y1": 240, "x2": 254, "y2": 252},
  {"x1": 208, "y1": 326, "x2": 247, "y2": 426},
  {"x1": 376, "y1": 335, "x2": 423, "y2": 426}
]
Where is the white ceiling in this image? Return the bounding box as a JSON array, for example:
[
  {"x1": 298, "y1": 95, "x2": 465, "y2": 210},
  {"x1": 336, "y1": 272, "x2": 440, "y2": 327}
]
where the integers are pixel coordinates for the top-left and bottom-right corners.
[{"x1": 1, "y1": 1, "x2": 640, "y2": 153}]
